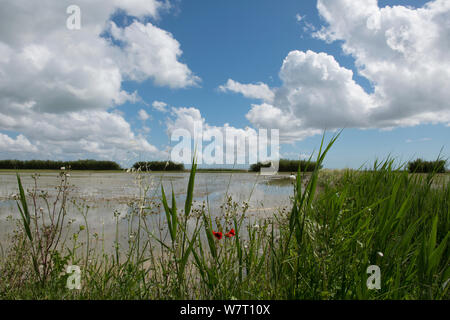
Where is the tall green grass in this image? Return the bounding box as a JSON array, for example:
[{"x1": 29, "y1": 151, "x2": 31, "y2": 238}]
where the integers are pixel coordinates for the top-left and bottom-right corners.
[{"x1": 1, "y1": 134, "x2": 448, "y2": 299}]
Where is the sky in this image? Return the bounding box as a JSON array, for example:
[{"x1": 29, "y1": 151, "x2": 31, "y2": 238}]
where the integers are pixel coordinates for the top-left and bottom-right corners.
[{"x1": 0, "y1": 0, "x2": 449, "y2": 169}]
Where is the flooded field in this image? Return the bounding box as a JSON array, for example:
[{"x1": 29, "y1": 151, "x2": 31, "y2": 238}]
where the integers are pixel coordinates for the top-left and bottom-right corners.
[{"x1": 0, "y1": 170, "x2": 298, "y2": 250}]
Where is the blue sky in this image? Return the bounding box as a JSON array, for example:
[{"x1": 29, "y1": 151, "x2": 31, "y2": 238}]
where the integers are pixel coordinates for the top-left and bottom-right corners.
[
  {"x1": 0, "y1": 0, "x2": 448, "y2": 168},
  {"x1": 116, "y1": 0, "x2": 448, "y2": 168}
]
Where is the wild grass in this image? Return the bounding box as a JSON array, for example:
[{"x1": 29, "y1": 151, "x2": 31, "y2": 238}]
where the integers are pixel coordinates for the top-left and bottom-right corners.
[{"x1": 0, "y1": 133, "x2": 448, "y2": 300}]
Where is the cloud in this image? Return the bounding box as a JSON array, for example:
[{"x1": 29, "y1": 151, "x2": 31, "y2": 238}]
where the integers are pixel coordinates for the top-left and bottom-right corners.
[
  {"x1": 0, "y1": 1, "x2": 198, "y2": 114},
  {"x1": 166, "y1": 107, "x2": 278, "y2": 164},
  {"x1": 108, "y1": 20, "x2": 200, "y2": 88},
  {"x1": 313, "y1": 0, "x2": 450, "y2": 127},
  {"x1": 0, "y1": 134, "x2": 38, "y2": 153},
  {"x1": 227, "y1": 50, "x2": 372, "y2": 142},
  {"x1": 406, "y1": 138, "x2": 432, "y2": 143},
  {"x1": 245, "y1": 102, "x2": 322, "y2": 143},
  {"x1": 296, "y1": 14, "x2": 304, "y2": 22},
  {"x1": 167, "y1": 107, "x2": 204, "y2": 137},
  {"x1": 152, "y1": 100, "x2": 168, "y2": 112},
  {"x1": 138, "y1": 109, "x2": 150, "y2": 121},
  {"x1": 218, "y1": 79, "x2": 275, "y2": 103},
  {"x1": 223, "y1": 0, "x2": 450, "y2": 141},
  {"x1": 0, "y1": 110, "x2": 161, "y2": 163},
  {"x1": 277, "y1": 50, "x2": 374, "y2": 128},
  {"x1": 0, "y1": 0, "x2": 196, "y2": 163},
  {"x1": 295, "y1": 13, "x2": 316, "y2": 34}
]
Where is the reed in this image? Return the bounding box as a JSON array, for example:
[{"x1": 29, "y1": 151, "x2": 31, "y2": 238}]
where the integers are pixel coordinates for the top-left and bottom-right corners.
[{"x1": 1, "y1": 133, "x2": 448, "y2": 299}]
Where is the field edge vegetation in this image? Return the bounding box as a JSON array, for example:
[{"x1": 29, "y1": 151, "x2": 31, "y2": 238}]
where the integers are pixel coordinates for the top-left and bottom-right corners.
[{"x1": 0, "y1": 133, "x2": 448, "y2": 300}]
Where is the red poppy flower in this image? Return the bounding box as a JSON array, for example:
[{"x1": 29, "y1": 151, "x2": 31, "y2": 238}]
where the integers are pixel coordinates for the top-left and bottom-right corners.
[
  {"x1": 212, "y1": 231, "x2": 222, "y2": 240},
  {"x1": 225, "y1": 228, "x2": 236, "y2": 238}
]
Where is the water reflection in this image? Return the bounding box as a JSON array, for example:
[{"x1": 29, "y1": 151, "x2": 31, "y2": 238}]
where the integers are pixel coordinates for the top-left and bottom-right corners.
[{"x1": 0, "y1": 171, "x2": 296, "y2": 250}]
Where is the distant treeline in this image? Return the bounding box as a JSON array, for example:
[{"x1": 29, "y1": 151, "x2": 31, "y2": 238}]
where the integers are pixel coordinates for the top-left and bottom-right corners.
[
  {"x1": 0, "y1": 159, "x2": 122, "y2": 170},
  {"x1": 250, "y1": 159, "x2": 322, "y2": 172},
  {"x1": 132, "y1": 161, "x2": 185, "y2": 171},
  {"x1": 407, "y1": 159, "x2": 447, "y2": 173}
]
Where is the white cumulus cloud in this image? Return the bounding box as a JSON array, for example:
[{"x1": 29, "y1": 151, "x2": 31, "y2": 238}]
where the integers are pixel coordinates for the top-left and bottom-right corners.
[
  {"x1": 219, "y1": 79, "x2": 275, "y2": 103},
  {"x1": 0, "y1": 0, "x2": 197, "y2": 163},
  {"x1": 224, "y1": 0, "x2": 450, "y2": 142},
  {"x1": 108, "y1": 20, "x2": 200, "y2": 88},
  {"x1": 0, "y1": 134, "x2": 38, "y2": 153},
  {"x1": 313, "y1": 0, "x2": 450, "y2": 127},
  {"x1": 166, "y1": 107, "x2": 278, "y2": 164},
  {"x1": 138, "y1": 109, "x2": 150, "y2": 121},
  {"x1": 152, "y1": 101, "x2": 169, "y2": 112}
]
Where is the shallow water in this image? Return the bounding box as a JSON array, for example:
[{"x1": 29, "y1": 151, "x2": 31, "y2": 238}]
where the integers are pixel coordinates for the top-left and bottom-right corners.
[{"x1": 0, "y1": 171, "x2": 297, "y2": 250}]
